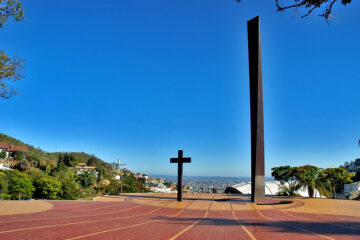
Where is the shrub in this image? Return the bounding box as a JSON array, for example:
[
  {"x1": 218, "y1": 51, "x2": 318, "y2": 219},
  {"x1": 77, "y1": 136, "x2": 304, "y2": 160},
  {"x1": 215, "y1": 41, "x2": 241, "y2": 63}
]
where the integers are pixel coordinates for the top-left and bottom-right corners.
[
  {"x1": 0, "y1": 193, "x2": 11, "y2": 200},
  {"x1": 32, "y1": 176, "x2": 61, "y2": 200},
  {"x1": 0, "y1": 151, "x2": 6, "y2": 159}
]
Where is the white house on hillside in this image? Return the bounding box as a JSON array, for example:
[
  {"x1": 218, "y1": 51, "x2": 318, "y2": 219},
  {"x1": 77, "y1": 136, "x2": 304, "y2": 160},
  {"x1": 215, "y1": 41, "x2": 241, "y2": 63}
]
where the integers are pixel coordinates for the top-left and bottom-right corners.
[{"x1": 0, "y1": 142, "x2": 29, "y2": 159}]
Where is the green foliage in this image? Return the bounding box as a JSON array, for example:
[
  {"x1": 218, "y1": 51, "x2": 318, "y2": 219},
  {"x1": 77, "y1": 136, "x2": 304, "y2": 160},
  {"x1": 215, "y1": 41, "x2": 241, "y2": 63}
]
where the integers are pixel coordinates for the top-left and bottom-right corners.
[
  {"x1": 31, "y1": 172, "x2": 62, "y2": 200},
  {"x1": 295, "y1": 165, "x2": 319, "y2": 198},
  {"x1": 105, "y1": 179, "x2": 121, "y2": 195},
  {"x1": 314, "y1": 173, "x2": 332, "y2": 198},
  {"x1": 87, "y1": 157, "x2": 96, "y2": 167},
  {"x1": 122, "y1": 174, "x2": 148, "y2": 193},
  {"x1": 0, "y1": 133, "x2": 149, "y2": 199},
  {"x1": 58, "y1": 178, "x2": 79, "y2": 200},
  {"x1": 320, "y1": 168, "x2": 354, "y2": 199},
  {"x1": 277, "y1": 183, "x2": 302, "y2": 197},
  {"x1": 96, "y1": 167, "x2": 106, "y2": 180},
  {"x1": 0, "y1": 151, "x2": 6, "y2": 159},
  {"x1": 0, "y1": 172, "x2": 8, "y2": 194},
  {"x1": 0, "y1": 193, "x2": 11, "y2": 199},
  {"x1": 52, "y1": 162, "x2": 68, "y2": 174},
  {"x1": 0, "y1": 133, "x2": 25, "y2": 145},
  {"x1": 163, "y1": 181, "x2": 172, "y2": 188},
  {"x1": 0, "y1": 0, "x2": 25, "y2": 28},
  {"x1": 353, "y1": 171, "x2": 360, "y2": 182},
  {"x1": 271, "y1": 166, "x2": 296, "y2": 184},
  {"x1": 14, "y1": 150, "x2": 24, "y2": 160},
  {"x1": 14, "y1": 159, "x2": 30, "y2": 171},
  {"x1": 272, "y1": 165, "x2": 330, "y2": 198},
  {"x1": 342, "y1": 158, "x2": 360, "y2": 183},
  {"x1": 0, "y1": 0, "x2": 24, "y2": 98},
  {"x1": 1, "y1": 133, "x2": 113, "y2": 172},
  {"x1": 6, "y1": 170, "x2": 34, "y2": 200},
  {"x1": 58, "y1": 154, "x2": 78, "y2": 167},
  {"x1": 78, "y1": 170, "x2": 95, "y2": 189}
]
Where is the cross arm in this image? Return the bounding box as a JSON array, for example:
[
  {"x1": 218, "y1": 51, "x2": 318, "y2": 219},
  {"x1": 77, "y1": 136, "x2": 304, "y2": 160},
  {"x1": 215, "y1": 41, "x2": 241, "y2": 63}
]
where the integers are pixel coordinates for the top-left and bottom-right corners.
[
  {"x1": 170, "y1": 157, "x2": 191, "y2": 163},
  {"x1": 170, "y1": 158, "x2": 179, "y2": 163}
]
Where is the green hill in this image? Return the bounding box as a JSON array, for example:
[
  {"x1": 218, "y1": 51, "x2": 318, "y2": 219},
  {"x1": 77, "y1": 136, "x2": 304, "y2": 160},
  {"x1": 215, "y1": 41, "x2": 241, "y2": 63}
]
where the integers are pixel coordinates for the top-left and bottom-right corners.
[
  {"x1": 0, "y1": 133, "x2": 112, "y2": 171},
  {"x1": 0, "y1": 133, "x2": 149, "y2": 200}
]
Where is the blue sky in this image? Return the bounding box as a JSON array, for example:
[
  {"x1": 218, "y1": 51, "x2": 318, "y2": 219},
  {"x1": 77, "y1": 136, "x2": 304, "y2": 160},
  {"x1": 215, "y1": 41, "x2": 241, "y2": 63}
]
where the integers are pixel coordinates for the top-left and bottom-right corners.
[{"x1": 1, "y1": 0, "x2": 359, "y2": 177}]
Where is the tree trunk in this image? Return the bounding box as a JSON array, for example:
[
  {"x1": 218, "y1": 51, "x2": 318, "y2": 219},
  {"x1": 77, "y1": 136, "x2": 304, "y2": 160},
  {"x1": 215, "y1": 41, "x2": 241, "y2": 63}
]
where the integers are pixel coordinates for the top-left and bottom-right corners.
[
  {"x1": 307, "y1": 186, "x2": 312, "y2": 198},
  {"x1": 18, "y1": 191, "x2": 22, "y2": 200},
  {"x1": 332, "y1": 186, "x2": 336, "y2": 199}
]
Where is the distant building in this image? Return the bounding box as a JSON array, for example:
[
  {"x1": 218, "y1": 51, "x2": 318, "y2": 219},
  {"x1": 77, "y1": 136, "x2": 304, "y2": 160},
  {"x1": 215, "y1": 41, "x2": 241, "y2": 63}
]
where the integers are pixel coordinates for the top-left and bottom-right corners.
[
  {"x1": 344, "y1": 182, "x2": 360, "y2": 200},
  {"x1": 142, "y1": 174, "x2": 149, "y2": 181},
  {"x1": 111, "y1": 158, "x2": 122, "y2": 172},
  {"x1": 74, "y1": 163, "x2": 96, "y2": 175},
  {"x1": 121, "y1": 168, "x2": 133, "y2": 175},
  {"x1": 134, "y1": 173, "x2": 142, "y2": 179},
  {"x1": 0, "y1": 142, "x2": 29, "y2": 159},
  {"x1": 149, "y1": 186, "x2": 173, "y2": 193}
]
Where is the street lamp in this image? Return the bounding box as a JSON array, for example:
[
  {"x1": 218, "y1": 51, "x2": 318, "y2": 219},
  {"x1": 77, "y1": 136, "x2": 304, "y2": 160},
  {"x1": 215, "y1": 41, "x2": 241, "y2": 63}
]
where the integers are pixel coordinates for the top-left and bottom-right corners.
[{"x1": 119, "y1": 163, "x2": 126, "y2": 194}]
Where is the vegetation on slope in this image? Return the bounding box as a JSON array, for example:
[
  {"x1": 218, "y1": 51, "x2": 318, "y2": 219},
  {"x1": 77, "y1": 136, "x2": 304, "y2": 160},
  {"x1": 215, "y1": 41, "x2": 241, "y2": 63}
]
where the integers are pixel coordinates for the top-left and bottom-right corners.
[{"x1": 0, "y1": 133, "x2": 149, "y2": 200}]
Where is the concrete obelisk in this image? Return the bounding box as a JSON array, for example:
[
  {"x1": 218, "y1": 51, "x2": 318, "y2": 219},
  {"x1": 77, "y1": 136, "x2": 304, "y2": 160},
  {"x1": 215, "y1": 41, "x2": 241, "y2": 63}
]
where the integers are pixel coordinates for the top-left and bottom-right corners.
[{"x1": 247, "y1": 16, "x2": 265, "y2": 202}]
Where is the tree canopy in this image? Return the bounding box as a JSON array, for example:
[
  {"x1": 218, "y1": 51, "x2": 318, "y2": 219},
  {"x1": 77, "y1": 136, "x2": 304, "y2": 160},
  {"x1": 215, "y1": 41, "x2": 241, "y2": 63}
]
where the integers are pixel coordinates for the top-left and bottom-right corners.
[
  {"x1": 0, "y1": 0, "x2": 25, "y2": 99},
  {"x1": 320, "y1": 168, "x2": 354, "y2": 198},
  {"x1": 271, "y1": 165, "x2": 352, "y2": 198}
]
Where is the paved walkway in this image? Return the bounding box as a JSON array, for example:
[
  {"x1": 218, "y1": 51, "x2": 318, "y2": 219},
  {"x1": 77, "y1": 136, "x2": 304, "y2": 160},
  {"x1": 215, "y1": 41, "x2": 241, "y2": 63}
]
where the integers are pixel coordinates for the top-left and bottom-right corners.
[{"x1": 0, "y1": 193, "x2": 359, "y2": 239}]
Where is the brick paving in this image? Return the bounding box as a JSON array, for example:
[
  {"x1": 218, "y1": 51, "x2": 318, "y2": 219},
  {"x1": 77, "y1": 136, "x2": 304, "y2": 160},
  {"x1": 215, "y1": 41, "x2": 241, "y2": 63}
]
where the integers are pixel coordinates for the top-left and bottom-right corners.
[{"x1": 0, "y1": 193, "x2": 359, "y2": 239}]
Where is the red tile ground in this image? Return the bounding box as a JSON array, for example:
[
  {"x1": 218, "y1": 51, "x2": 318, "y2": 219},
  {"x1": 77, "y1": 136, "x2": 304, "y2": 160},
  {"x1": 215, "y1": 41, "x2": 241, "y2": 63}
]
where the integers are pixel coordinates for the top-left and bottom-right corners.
[{"x1": 0, "y1": 194, "x2": 359, "y2": 240}]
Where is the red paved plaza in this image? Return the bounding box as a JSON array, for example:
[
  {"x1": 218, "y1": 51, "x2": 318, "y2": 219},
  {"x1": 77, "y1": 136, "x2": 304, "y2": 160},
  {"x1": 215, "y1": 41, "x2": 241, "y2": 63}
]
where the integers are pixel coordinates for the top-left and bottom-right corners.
[{"x1": 0, "y1": 193, "x2": 359, "y2": 239}]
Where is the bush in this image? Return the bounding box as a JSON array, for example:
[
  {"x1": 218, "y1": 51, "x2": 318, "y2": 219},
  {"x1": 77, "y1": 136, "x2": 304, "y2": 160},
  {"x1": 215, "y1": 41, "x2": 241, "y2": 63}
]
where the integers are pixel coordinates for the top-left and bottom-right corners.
[
  {"x1": 8, "y1": 173, "x2": 35, "y2": 200},
  {"x1": 14, "y1": 151, "x2": 25, "y2": 160},
  {"x1": 14, "y1": 159, "x2": 30, "y2": 171},
  {"x1": 0, "y1": 193, "x2": 11, "y2": 200},
  {"x1": 105, "y1": 179, "x2": 121, "y2": 195},
  {"x1": 0, "y1": 151, "x2": 6, "y2": 159},
  {"x1": 59, "y1": 178, "x2": 79, "y2": 200},
  {"x1": 32, "y1": 176, "x2": 61, "y2": 200}
]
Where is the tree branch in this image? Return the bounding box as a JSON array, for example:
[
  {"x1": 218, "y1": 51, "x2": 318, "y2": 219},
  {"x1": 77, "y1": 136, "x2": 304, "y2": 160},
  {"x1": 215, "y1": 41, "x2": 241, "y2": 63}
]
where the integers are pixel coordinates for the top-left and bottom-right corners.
[
  {"x1": 319, "y1": 0, "x2": 337, "y2": 22},
  {"x1": 272, "y1": 0, "x2": 351, "y2": 21},
  {"x1": 275, "y1": 0, "x2": 307, "y2": 12}
]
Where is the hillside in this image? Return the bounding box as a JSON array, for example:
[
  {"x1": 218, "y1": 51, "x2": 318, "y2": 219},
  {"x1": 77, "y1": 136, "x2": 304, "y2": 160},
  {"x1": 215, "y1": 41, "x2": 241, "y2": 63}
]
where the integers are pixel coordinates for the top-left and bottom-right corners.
[
  {"x1": 0, "y1": 133, "x2": 112, "y2": 171},
  {"x1": 0, "y1": 133, "x2": 149, "y2": 200}
]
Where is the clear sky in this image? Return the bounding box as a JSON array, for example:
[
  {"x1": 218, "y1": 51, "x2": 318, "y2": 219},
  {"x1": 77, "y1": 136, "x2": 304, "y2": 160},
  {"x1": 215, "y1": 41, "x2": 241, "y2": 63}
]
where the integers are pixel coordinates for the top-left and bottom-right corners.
[{"x1": 1, "y1": 0, "x2": 359, "y2": 177}]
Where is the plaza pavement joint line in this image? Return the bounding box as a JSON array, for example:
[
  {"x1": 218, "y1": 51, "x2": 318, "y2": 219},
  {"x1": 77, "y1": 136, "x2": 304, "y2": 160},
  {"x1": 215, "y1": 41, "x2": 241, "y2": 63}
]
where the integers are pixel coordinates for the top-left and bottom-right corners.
[
  {"x1": 0, "y1": 201, "x2": 150, "y2": 224},
  {"x1": 231, "y1": 203, "x2": 257, "y2": 240},
  {"x1": 167, "y1": 195, "x2": 215, "y2": 240},
  {"x1": 64, "y1": 196, "x2": 199, "y2": 240},
  {"x1": 250, "y1": 204, "x2": 335, "y2": 240},
  {"x1": 281, "y1": 210, "x2": 359, "y2": 231},
  {"x1": 0, "y1": 199, "x2": 174, "y2": 234}
]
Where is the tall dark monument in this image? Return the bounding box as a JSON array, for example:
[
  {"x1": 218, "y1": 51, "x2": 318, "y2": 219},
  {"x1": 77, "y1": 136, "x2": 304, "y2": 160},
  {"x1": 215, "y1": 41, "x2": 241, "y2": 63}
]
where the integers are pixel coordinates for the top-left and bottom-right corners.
[
  {"x1": 170, "y1": 150, "x2": 191, "y2": 202},
  {"x1": 247, "y1": 16, "x2": 265, "y2": 202}
]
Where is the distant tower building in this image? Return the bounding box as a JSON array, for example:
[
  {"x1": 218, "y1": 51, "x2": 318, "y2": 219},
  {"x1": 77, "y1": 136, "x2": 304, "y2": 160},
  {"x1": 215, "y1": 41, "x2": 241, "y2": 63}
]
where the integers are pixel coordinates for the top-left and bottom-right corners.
[{"x1": 117, "y1": 158, "x2": 121, "y2": 172}]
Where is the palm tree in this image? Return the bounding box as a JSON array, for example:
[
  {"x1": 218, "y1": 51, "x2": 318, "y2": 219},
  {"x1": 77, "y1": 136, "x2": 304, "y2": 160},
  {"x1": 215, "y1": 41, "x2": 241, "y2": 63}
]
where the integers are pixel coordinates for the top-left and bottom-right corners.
[
  {"x1": 314, "y1": 173, "x2": 331, "y2": 198},
  {"x1": 78, "y1": 170, "x2": 95, "y2": 195},
  {"x1": 272, "y1": 166, "x2": 302, "y2": 196},
  {"x1": 277, "y1": 182, "x2": 302, "y2": 196}
]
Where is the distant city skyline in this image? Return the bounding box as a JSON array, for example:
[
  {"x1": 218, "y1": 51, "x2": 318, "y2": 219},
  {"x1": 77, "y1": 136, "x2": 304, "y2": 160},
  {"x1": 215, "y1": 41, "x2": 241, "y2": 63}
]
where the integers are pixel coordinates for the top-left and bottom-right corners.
[{"x1": 1, "y1": 0, "x2": 359, "y2": 177}]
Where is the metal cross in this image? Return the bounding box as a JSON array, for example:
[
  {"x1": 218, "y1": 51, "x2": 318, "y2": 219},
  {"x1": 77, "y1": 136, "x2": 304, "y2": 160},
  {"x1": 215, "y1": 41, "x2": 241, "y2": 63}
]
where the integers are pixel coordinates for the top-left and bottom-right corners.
[{"x1": 170, "y1": 150, "x2": 191, "y2": 201}]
